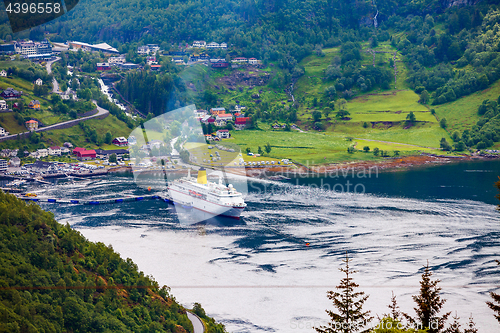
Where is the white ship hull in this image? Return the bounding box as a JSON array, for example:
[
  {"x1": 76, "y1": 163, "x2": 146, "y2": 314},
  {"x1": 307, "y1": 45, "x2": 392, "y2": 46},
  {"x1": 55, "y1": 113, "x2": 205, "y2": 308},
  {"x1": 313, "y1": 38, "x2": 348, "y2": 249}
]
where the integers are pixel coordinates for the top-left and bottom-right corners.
[{"x1": 168, "y1": 187, "x2": 245, "y2": 219}]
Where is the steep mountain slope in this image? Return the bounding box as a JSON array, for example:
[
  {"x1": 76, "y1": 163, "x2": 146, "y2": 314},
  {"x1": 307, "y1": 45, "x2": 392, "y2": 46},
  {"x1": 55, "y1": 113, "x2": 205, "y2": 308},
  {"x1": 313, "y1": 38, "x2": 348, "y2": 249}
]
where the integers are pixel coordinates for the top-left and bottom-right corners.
[{"x1": 0, "y1": 191, "x2": 225, "y2": 332}]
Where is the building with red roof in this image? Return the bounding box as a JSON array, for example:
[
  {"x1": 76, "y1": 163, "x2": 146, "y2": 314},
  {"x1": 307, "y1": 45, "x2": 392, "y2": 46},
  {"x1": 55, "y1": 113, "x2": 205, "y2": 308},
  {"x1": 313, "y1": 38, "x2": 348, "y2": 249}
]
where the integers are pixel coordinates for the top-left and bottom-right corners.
[
  {"x1": 235, "y1": 117, "x2": 251, "y2": 129},
  {"x1": 73, "y1": 147, "x2": 86, "y2": 155},
  {"x1": 76, "y1": 149, "x2": 96, "y2": 161}
]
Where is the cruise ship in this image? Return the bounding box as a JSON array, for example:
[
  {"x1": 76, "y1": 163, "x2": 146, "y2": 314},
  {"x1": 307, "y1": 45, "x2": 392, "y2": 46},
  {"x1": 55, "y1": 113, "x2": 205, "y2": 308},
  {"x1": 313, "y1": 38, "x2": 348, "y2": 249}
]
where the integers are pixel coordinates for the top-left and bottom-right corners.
[{"x1": 167, "y1": 168, "x2": 247, "y2": 219}]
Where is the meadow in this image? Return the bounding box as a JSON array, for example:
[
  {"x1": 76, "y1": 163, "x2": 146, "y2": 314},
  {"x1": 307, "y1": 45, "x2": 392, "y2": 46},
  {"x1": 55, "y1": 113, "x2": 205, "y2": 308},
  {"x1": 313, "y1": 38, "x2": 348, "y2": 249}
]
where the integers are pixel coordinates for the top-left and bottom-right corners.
[{"x1": 433, "y1": 79, "x2": 500, "y2": 133}]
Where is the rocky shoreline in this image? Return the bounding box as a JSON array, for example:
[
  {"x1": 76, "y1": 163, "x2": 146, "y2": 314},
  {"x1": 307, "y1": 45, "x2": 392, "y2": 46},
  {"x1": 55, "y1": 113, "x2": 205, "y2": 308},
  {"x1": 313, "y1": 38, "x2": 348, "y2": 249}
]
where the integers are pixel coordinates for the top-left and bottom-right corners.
[{"x1": 100, "y1": 154, "x2": 500, "y2": 180}]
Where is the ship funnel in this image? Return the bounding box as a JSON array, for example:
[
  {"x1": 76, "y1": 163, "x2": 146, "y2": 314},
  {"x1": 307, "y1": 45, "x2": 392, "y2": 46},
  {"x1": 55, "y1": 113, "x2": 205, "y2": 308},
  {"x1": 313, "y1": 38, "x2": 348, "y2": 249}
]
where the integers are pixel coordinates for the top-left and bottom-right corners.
[{"x1": 197, "y1": 167, "x2": 207, "y2": 184}]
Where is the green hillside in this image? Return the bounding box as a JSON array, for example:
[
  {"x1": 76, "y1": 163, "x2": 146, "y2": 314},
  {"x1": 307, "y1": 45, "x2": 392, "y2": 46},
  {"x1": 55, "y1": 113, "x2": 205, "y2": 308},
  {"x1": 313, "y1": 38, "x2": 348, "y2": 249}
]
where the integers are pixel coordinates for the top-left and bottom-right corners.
[{"x1": 0, "y1": 191, "x2": 226, "y2": 332}]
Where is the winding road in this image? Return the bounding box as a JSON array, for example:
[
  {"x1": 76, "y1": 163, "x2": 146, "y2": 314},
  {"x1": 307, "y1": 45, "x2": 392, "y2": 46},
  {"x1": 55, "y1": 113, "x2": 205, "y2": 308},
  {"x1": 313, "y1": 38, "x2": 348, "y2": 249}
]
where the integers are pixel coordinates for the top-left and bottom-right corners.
[
  {"x1": 0, "y1": 101, "x2": 109, "y2": 142},
  {"x1": 186, "y1": 312, "x2": 205, "y2": 333},
  {"x1": 46, "y1": 57, "x2": 61, "y2": 93}
]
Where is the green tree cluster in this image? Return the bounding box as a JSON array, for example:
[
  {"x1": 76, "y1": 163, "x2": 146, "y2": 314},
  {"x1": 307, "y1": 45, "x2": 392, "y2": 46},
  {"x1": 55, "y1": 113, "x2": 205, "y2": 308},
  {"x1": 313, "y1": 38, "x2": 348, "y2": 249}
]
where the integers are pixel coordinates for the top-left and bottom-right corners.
[{"x1": 0, "y1": 191, "x2": 213, "y2": 333}]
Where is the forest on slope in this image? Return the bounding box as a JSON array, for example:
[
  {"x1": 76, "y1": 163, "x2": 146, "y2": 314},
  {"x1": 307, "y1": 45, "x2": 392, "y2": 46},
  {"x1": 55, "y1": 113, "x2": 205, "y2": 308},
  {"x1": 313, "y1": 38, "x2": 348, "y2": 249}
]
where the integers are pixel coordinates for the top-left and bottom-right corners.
[
  {"x1": 0, "y1": 191, "x2": 225, "y2": 333},
  {"x1": 4, "y1": 0, "x2": 496, "y2": 106}
]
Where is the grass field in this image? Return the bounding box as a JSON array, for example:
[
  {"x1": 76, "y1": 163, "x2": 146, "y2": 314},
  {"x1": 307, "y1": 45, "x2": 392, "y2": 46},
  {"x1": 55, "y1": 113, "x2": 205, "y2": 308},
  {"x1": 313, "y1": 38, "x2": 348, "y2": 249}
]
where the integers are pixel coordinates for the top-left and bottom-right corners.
[
  {"x1": 0, "y1": 112, "x2": 25, "y2": 134},
  {"x1": 354, "y1": 139, "x2": 444, "y2": 154},
  {"x1": 41, "y1": 115, "x2": 132, "y2": 148},
  {"x1": 347, "y1": 90, "x2": 428, "y2": 112},
  {"x1": 229, "y1": 127, "x2": 386, "y2": 164},
  {"x1": 0, "y1": 60, "x2": 34, "y2": 70},
  {"x1": 433, "y1": 79, "x2": 500, "y2": 133}
]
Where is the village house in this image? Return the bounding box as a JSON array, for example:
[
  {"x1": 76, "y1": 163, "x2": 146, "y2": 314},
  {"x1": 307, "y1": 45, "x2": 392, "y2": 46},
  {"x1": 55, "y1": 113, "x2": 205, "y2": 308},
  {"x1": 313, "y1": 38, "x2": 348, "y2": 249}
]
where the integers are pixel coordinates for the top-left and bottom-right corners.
[
  {"x1": 220, "y1": 42, "x2": 228, "y2": 49},
  {"x1": 0, "y1": 100, "x2": 7, "y2": 110},
  {"x1": 0, "y1": 126, "x2": 8, "y2": 137},
  {"x1": 149, "y1": 140, "x2": 164, "y2": 149},
  {"x1": 0, "y1": 70, "x2": 7, "y2": 77},
  {"x1": 248, "y1": 58, "x2": 259, "y2": 65},
  {"x1": 37, "y1": 148, "x2": 48, "y2": 158},
  {"x1": 1, "y1": 87, "x2": 22, "y2": 99},
  {"x1": 112, "y1": 137, "x2": 128, "y2": 147},
  {"x1": 48, "y1": 146, "x2": 61, "y2": 156},
  {"x1": 206, "y1": 42, "x2": 220, "y2": 49},
  {"x1": 192, "y1": 41, "x2": 206, "y2": 48},
  {"x1": 0, "y1": 149, "x2": 17, "y2": 157},
  {"x1": 204, "y1": 134, "x2": 215, "y2": 141},
  {"x1": 64, "y1": 142, "x2": 73, "y2": 148},
  {"x1": 234, "y1": 105, "x2": 246, "y2": 112},
  {"x1": 96, "y1": 63, "x2": 111, "y2": 71},
  {"x1": 95, "y1": 148, "x2": 128, "y2": 159},
  {"x1": 216, "y1": 129, "x2": 230, "y2": 139},
  {"x1": 25, "y1": 120, "x2": 38, "y2": 131},
  {"x1": 146, "y1": 56, "x2": 157, "y2": 65},
  {"x1": 210, "y1": 107, "x2": 226, "y2": 116},
  {"x1": 235, "y1": 117, "x2": 251, "y2": 129},
  {"x1": 28, "y1": 100, "x2": 40, "y2": 109},
  {"x1": 32, "y1": 161, "x2": 56, "y2": 172},
  {"x1": 231, "y1": 57, "x2": 248, "y2": 63},
  {"x1": 9, "y1": 157, "x2": 20, "y2": 167},
  {"x1": 60, "y1": 147, "x2": 70, "y2": 154},
  {"x1": 194, "y1": 109, "x2": 207, "y2": 119},
  {"x1": 147, "y1": 44, "x2": 160, "y2": 53},
  {"x1": 215, "y1": 113, "x2": 233, "y2": 126},
  {"x1": 76, "y1": 149, "x2": 96, "y2": 161},
  {"x1": 200, "y1": 114, "x2": 212, "y2": 124},
  {"x1": 108, "y1": 56, "x2": 126, "y2": 64},
  {"x1": 61, "y1": 89, "x2": 77, "y2": 100},
  {"x1": 34, "y1": 78, "x2": 43, "y2": 86},
  {"x1": 138, "y1": 46, "x2": 150, "y2": 55}
]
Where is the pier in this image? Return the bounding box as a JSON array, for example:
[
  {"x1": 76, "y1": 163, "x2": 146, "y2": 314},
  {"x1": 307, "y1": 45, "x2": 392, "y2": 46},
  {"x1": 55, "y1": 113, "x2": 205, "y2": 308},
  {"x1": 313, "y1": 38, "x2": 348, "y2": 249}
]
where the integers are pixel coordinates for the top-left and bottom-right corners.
[{"x1": 18, "y1": 193, "x2": 173, "y2": 205}]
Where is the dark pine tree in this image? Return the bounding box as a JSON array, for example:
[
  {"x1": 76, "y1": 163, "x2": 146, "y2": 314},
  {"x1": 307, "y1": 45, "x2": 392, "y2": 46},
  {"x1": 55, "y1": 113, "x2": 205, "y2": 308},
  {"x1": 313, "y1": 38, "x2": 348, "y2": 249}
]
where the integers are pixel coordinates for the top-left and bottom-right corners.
[
  {"x1": 463, "y1": 314, "x2": 478, "y2": 333},
  {"x1": 443, "y1": 312, "x2": 461, "y2": 333},
  {"x1": 403, "y1": 262, "x2": 451, "y2": 333},
  {"x1": 315, "y1": 253, "x2": 373, "y2": 333},
  {"x1": 387, "y1": 291, "x2": 401, "y2": 321},
  {"x1": 487, "y1": 260, "x2": 500, "y2": 325},
  {"x1": 486, "y1": 179, "x2": 500, "y2": 325}
]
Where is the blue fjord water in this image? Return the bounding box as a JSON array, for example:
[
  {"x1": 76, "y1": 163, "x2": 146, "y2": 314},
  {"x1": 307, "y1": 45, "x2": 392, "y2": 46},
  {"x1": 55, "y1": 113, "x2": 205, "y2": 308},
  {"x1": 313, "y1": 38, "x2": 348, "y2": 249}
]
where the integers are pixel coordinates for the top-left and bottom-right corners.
[{"x1": 30, "y1": 159, "x2": 500, "y2": 332}]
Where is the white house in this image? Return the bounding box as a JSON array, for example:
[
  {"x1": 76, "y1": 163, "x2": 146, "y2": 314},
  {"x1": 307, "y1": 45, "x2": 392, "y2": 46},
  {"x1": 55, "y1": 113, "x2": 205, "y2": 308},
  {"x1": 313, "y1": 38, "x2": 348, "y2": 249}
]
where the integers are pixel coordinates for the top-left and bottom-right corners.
[
  {"x1": 109, "y1": 56, "x2": 126, "y2": 64},
  {"x1": 37, "y1": 148, "x2": 48, "y2": 157},
  {"x1": 149, "y1": 140, "x2": 164, "y2": 149},
  {"x1": 9, "y1": 157, "x2": 20, "y2": 167},
  {"x1": 232, "y1": 57, "x2": 248, "y2": 63},
  {"x1": 0, "y1": 100, "x2": 7, "y2": 110},
  {"x1": 192, "y1": 41, "x2": 206, "y2": 48},
  {"x1": 206, "y1": 42, "x2": 220, "y2": 49},
  {"x1": 138, "y1": 46, "x2": 150, "y2": 55},
  {"x1": 34, "y1": 78, "x2": 43, "y2": 86},
  {"x1": 216, "y1": 129, "x2": 230, "y2": 139},
  {"x1": 0, "y1": 70, "x2": 6, "y2": 77},
  {"x1": 248, "y1": 58, "x2": 259, "y2": 65},
  {"x1": 194, "y1": 109, "x2": 207, "y2": 119},
  {"x1": 220, "y1": 42, "x2": 228, "y2": 49},
  {"x1": 0, "y1": 126, "x2": 8, "y2": 137},
  {"x1": 147, "y1": 44, "x2": 160, "y2": 52},
  {"x1": 48, "y1": 146, "x2": 61, "y2": 156},
  {"x1": 234, "y1": 105, "x2": 246, "y2": 112},
  {"x1": 112, "y1": 137, "x2": 128, "y2": 146}
]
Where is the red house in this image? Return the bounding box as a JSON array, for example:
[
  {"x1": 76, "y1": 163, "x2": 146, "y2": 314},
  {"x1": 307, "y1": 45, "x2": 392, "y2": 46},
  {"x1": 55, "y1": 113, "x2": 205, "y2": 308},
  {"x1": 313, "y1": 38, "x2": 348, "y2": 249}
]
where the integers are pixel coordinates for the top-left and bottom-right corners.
[
  {"x1": 73, "y1": 147, "x2": 86, "y2": 155},
  {"x1": 112, "y1": 137, "x2": 128, "y2": 146},
  {"x1": 235, "y1": 117, "x2": 251, "y2": 129},
  {"x1": 77, "y1": 149, "x2": 96, "y2": 161},
  {"x1": 96, "y1": 63, "x2": 111, "y2": 71},
  {"x1": 212, "y1": 62, "x2": 229, "y2": 68}
]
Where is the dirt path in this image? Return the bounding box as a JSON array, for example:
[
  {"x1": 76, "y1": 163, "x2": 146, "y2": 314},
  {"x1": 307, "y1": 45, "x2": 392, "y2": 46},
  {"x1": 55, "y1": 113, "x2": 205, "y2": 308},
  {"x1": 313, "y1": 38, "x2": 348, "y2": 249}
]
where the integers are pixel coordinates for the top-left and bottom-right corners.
[{"x1": 353, "y1": 137, "x2": 436, "y2": 150}]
